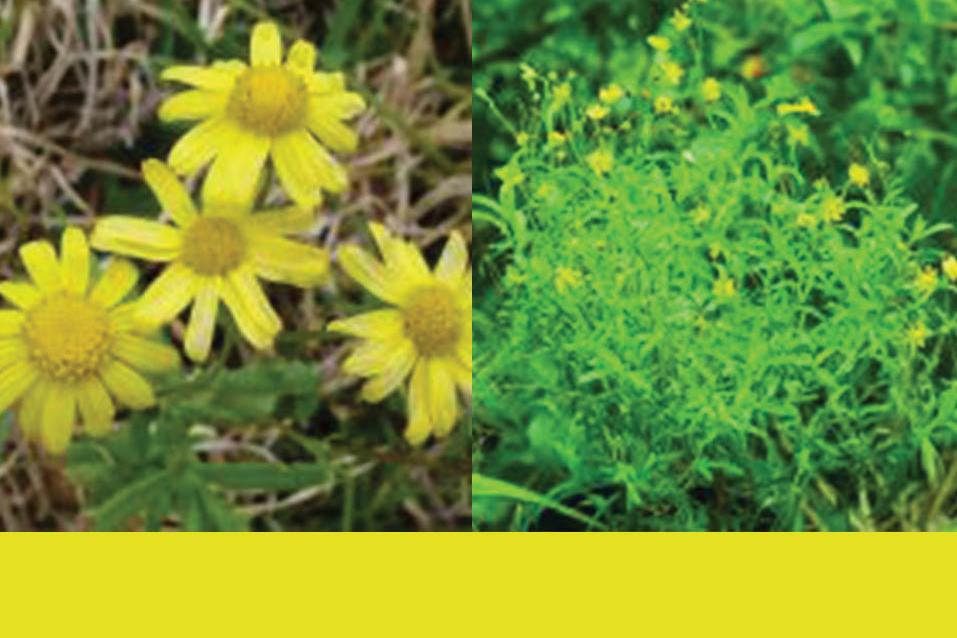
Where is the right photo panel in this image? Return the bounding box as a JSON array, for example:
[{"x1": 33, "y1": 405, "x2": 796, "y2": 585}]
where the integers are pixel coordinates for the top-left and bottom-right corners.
[{"x1": 472, "y1": 0, "x2": 957, "y2": 531}]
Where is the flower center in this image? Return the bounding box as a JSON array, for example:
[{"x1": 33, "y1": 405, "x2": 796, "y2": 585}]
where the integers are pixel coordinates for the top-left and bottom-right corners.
[
  {"x1": 402, "y1": 285, "x2": 462, "y2": 357},
  {"x1": 180, "y1": 217, "x2": 246, "y2": 276},
  {"x1": 23, "y1": 294, "x2": 112, "y2": 382},
  {"x1": 227, "y1": 67, "x2": 308, "y2": 136}
]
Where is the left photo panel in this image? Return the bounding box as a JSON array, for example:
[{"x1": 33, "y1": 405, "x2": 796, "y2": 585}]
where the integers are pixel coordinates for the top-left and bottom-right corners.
[{"x1": 0, "y1": 0, "x2": 472, "y2": 531}]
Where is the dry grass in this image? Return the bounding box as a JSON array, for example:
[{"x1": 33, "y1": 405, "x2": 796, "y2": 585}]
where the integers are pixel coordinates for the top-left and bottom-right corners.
[{"x1": 0, "y1": 0, "x2": 472, "y2": 531}]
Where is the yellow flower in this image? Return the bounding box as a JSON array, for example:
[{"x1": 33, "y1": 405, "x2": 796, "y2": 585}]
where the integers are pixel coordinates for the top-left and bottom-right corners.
[
  {"x1": 91, "y1": 160, "x2": 330, "y2": 362},
  {"x1": 796, "y1": 212, "x2": 818, "y2": 228},
  {"x1": 777, "y1": 97, "x2": 820, "y2": 116},
  {"x1": 586, "y1": 149, "x2": 614, "y2": 175},
  {"x1": 787, "y1": 123, "x2": 810, "y2": 147},
  {"x1": 0, "y1": 228, "x2": 179, "y2": 453},
  {"x1": 660, "y1": 60, "x2": 685, "y2": 85},
  {"x1": 647, "y1": 35, "x2": 671, "y2": 52},
  {"x1": 701, "y1": 77, "x2": 721, "y2": 103},
  {"x1": 586, "y1": 104, "x2": 609, "y2": 120},
  {"x1": 552, "y1": 82, "x2": 572, "y2": 106},
  {"x1": 329, "y1": 224, "x2": 471, "y2": 445},
  {"x1": 906, "y1": 321, "x2": 929, "y2": 348},
  {"x1": 849, "y1": 163, "x2": 870, "y2": 188},
  {"x1": 599, "y1": 83, "x2": 625, "y2": 104},
  {"x1": 942, "y1": 256, "x2": 957, "y2": 282},
  {"x1": 158, "y1": 22, "x2": 365, "y2": 208},
  {"x1": 547, "y1": 131, "x2": 568, "y2": 148},
  {"x1": 713, "y1": 276, "x2": 736, "y2": 299},
  {"x1": 914, "y1": 266, "x2": 938, "y2": 295},
  {"x1": 554, "y1": 267, "x2": 584, "y2": 294},
  {"x1": 693, "y1": 206, "x2": 711, "y2": 225},
  {"x1": 653, "y1": 96, "x2": 676, "y2": 114},
  {"x1": 822, "y1": 195, "x2": 845, "y2": 223},
  {"x1": 670, "y1": 9, "x2": 692, "y2": 31},
  {"x1": 515, "y1": 132, "x2": 530, "y2": 147},
  {"x1": 741, "y1": 54, "x2": 765, "y2": 79}
]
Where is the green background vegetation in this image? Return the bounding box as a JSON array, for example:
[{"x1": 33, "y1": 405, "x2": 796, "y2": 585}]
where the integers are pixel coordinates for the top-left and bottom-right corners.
[
  {"x1": 0, "y1": 0, "x2": 471, "y2": 531},
  {"x1": 473, "y1": 0, "x2": 957, "y2": 530}
]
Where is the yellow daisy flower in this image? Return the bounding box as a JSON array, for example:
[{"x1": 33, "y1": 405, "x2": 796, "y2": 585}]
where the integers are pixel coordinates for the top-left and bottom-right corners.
[
  {"x1": 822, "y1": 195, "x2": 845, "y2": 222},
  {"x1": 158, "y1": 21, "x2": 365, "y2": 208},
  {"x1": 329, "y1": 224, "x2": 471, "y2": 445},
  {"x1": 0, "y1": 228, "x2": 179, "y2": 453},
  {"x1": 647, "y1": 35, "x2": 671, "y2": 52},
  {"x1": 907, "y1": 321, "x2": 929, "y2": 348},
  {"x1": 659, "y1": 60, "x2": 685, "y2": 85},
  {"x1": 653, "y1": 96, "x2": 676, "y2": 114},
  {"x1": 701, "y1": 77, "x2": 722, "y2": 103},
  {"x1": 914, "y1": 266, "x2": 938, "y2": 295},
  {"x1": 941, "y1": 255, "x2": 957, "y2": 282},
  {"x1": 586, "y1": 149, "x2": 614, "y2": 175},
  {"x1": 586, "y1": 104, "x2": 609, "y2": 120},
  {"x1": 90, "y1": 160, "x2": 331, "y2": 362},
  {"x1": 670, "y1": 9, "x2": 692, "y2": 31},
  {"x1": 599, "y1": 83, "x2": 625, "y2": 104},
  {"x1": 849, "y1": 163, "x2": 870, "y2": 188}
]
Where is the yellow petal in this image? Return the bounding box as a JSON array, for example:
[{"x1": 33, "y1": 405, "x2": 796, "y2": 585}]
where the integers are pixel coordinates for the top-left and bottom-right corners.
[
  {"x1": 244, "y1": 206, "x2": 316, "y2": 235},
  {"x1": 248, "y1": 235, "x2": 331, "y2": 287},
  {"x1": 141, "y1": 159, "x2": 198, "y2": 227},
  {"x1": 0, "y1": 309, "x2": 25, "y2": 337},
  {"x1": 158, "y1": 89, "x2": 229, "y2": 122},
  {"x1": 91, "y1": 216, "x2": 182, "y2": 262},
  {"x1": 434, "y1": 231, "x2": 468, "y2": 284},
  {"x1": 135, "y1": 263, "x2": 199, "y2": 326},
  {"x1": 0, "y1": 359, "x2": 38, "y2": 412},
  {"x1": 161, "y1": 61, "x2": 245, "y2": 91},
  {"x1": 168, "y1": 117, "x2": 234, "y2": 176},
  {"x1": 309, "y1": 93, "x2": 365, "y2": 120},
  {"x1": 77, "y1": 377, "x2": 115, "y2": 437},
  {"x1": 285, "y1": 40, "x2": 316, "y2": 73},
  {"x1": 305, "y1": 100, "x2": 360, "y2": 152},
  {"x1": 20, "y1": 239, "x2": 63, "y2": 293},
  {"x1": 200, "y1": 130, "x2": 271, "y2": 208},
  {"x1": 457, "y1": 319, "x2": 471, "y2": 368},
  {"x1": 271, "y1": 129, "x2": 348, "y2": 207},
  {"x1": 337, "y1": 245, "x2": 401, "y2": 304},
  {"x1": 359, "y1": 339, "x2": 416, "y2": 403},
  {"x1": 342, "y1": 334, "x2": 411, "y2": 377},
  {"x1": 184, "y1": 279, "x2": 221, "y2": 362},
  {"x1": 405, "y1": 360, "x2": 432, "y2": 445},
  {"x1": 0, "y1": 338, "x2": 27, "y2": 370},
  {"x1": 220, "y1": 268, "x2": 281, "y2": 349},
  {"x1": 426, "y1": 358, "x2": 458, "y2": 437},
  {"x1": 17, "y1": 382, "x2": 47, "y2": 443},
  {"x1": 112, "y1": 334, "x2": 180, "y2": 372},
  {"x1": 446, "y1": 356, "x2": 472, "y2": 397},
  {"x1": 100, "y1": 358, "x2": 156, "y2": 409},
  {"x1": 328, "y1": 309, "x2": 404, "y2": 339},
  {"x1": 41, "y1": 383, "x2": 76, "y2": 455},
  {"x1": 305, "y1": 71, "x2": 346, "y2": 95},
  {"x1": 89, "y1": 259, "x2": 139, "y2": 308},
  {"x1": 60, "y1": 227, "x2": 90, "y2": 295},
  {"x1": 368, "y1": 222, "x2": 431, "y2": 283},
  {"x1": 250, "y1": 21, "x2": 282, "y2": 66},
  {"x1": 0, "y1": 281, "x2": 41, "y2": 310}
]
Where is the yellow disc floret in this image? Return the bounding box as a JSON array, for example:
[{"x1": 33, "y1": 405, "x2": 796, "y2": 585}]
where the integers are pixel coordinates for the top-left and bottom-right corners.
[
  {"x1": 227, "y1": 67, "x2": 308, "y2": 136},
  {"x1": 180, "y1": 217, "x2": 247, "y2": 276},
  {"x1": 402, "y1": 284, "x2": 463, "y2": 357},
  {"x1": 23, "y1": 294, "x2": 111, "y2": 382}
]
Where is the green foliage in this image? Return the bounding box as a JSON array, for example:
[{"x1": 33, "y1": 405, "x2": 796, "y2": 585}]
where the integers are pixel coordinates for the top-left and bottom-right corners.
[
  {"x1": 474, "y1": 0, "x2": 957, "y2": 530},
  {"x1": 66, "y1": 359, "x2": 326, "y2": 531}
]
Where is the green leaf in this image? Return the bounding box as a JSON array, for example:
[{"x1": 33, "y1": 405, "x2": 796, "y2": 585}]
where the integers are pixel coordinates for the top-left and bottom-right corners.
[
  {"x1": 89, "y1": 470, "x2": 170, "y2": 531},
  {"x1": 471, "y1": 474, "x2": 608, "y2": 530},
  {"x1": 195, "y1": 462, "x2": 331, "y2": 492}
]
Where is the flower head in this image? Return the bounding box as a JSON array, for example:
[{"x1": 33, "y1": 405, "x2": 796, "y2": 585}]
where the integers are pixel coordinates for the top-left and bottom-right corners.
[
  {"x1": 586, "y1": 104, "x2": 609, "y2": 120},
  {"x1": 0, "y1": 228, "x2": 179, "y2": 453},
  {"x1": 91, "y1": 160, "x2": 330, "y2": 362},
  {"x1": 647, "y1": 35, "x2": 671, "y2": 52},
  {"x1": 653, "y1": 96, "x2": 676, "y2": 114},
  {"x1": 849, "y1": 163, "x2": 870, "y2": 188},
  {"x1": 914, "y1": 266, "x2": 938, "y2": 295},
  {"x1": 713, "y1": 276, "x2": 736, "y2": 299},
  {"x1": 329, "y1": 224, "x2": 471, "y2": 445},
  {"x1": 670, "y1": 9, "x2": 692, "y2": 31},
  {"x1": 907, "y1": 321, "x2": 929, "y2": 348},
  {"x1": 701, "y1": 77, "x2": 721, "y2": 103},
  {"x1": 586, "y1": 149, "x2": 614, "y2": 175},
  {"x1": 822, "y1": 195, "x2": 845, "y2": 223},
  {"x1": 941, "y1": 255, "x2": 957, "y2": 282},
  {"x1": 599, "y1": 83, "x2": 625, "y2": 104},
  {"x1": 554, "y1": 267, "x2": 584, "y2": 294},
  {"x1": 659, "y1": 60, "x2": 685, "y2": 85},
  {"x1": 741, "y1": 54, "x2": 766, "y2": 79},
  {"x1": 158, "y1": 22, "x2": 365, "y2": 208},
  {"x1": 777, "y1": 97, "x2": 820, "y2": 116}
]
